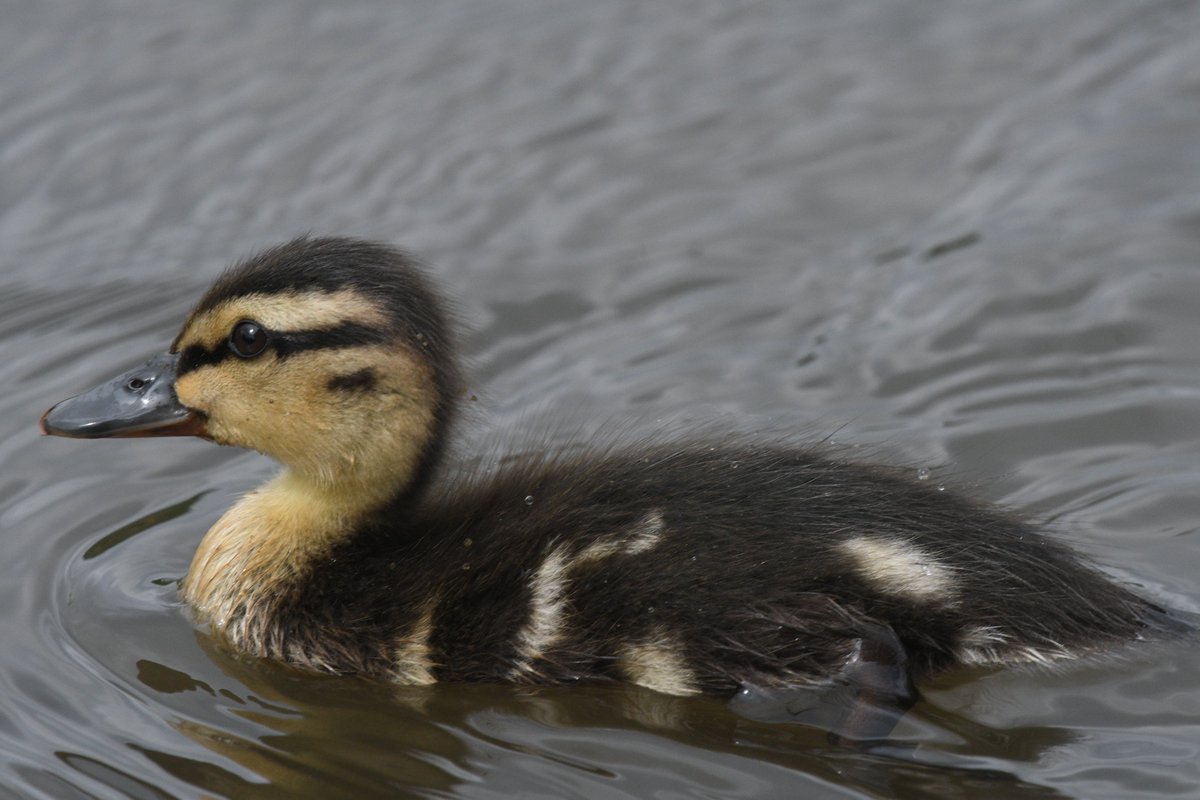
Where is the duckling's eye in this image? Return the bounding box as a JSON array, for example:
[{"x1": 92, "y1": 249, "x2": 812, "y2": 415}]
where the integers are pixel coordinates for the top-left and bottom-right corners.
[{"x1": 229, "y1": 320, "x2": 269, "y2": 358}]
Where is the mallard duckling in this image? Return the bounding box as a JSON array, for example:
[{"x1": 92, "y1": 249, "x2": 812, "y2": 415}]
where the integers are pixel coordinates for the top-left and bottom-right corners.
[{"x1": 42, "y1": 238, "x2": 1170, "y2": 737}]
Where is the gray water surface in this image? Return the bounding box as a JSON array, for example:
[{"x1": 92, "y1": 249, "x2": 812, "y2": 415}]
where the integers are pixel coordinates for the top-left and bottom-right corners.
[{"x1": 3, "y1": 1, "x2": 1200, "y2": 797}]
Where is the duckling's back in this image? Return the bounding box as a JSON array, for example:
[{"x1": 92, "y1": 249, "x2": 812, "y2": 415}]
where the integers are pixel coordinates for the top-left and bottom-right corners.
[{"x1": 283, "y1": 444, "x2": 1162, "y2": 694}]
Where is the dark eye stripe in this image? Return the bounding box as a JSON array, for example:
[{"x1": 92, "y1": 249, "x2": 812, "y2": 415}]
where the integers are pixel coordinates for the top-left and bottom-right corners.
[
  {"x1": 176, "y1": 321, "x2": 391, "y2": 376},
  {"x1": 273, "y1": 322, "x2": 391, "y2": 360}
]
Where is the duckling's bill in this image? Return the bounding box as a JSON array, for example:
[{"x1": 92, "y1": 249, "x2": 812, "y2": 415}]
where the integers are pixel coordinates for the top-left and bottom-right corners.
[{"x1": 40, "y1": 352, "x2": 207, "y2": 439}]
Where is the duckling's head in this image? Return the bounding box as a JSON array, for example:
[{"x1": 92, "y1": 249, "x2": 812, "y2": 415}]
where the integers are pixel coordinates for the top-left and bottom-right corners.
[{"x1": 43, "y1": 237, "x2": 459, "y2": 505}]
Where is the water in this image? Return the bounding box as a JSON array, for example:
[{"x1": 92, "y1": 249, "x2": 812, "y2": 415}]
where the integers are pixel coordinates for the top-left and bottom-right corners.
[{"x1": 3, "y1": 0, "x2": 1200, "y2": 796}]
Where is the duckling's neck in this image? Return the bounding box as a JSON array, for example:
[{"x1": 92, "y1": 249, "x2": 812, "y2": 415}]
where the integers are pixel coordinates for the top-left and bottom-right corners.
[
  {"x1": 181, "y1": 369, "x2": 455, "y2": 652},
  {"x1": 181, "y1": 466, "x2": 400, "y2": 651}
]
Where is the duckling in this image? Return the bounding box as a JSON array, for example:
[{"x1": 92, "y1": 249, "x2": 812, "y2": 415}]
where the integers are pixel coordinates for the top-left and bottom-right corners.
[{"x1": 42, "y1": 237, "x2": 1171, "y2": 738}]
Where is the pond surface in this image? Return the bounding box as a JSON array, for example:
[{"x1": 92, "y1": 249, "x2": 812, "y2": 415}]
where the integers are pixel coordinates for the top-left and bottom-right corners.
[{"x1": 3, "y1": 1, "x2": 1200, "y2": 797}]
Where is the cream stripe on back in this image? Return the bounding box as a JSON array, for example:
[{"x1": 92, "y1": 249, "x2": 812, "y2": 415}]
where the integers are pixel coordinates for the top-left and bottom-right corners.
[
  {"x1": 391, "y1": 598, "x2": 440, "y2": 685},
  {"x1": 619, "y1": 630, "x2": 700, "y2": 696},
  {"x1": 839, "y1": 535, "x2": 957, "y2": 602},
  {"x1": 509, "y1": 544, "x2": 572, "y2": 679},
  {"x1": 508, "y1": 511, "x2": 667, "y2": 680},
  {"x1": 577, "y1": 511, "x2": 665, "y2": 563},
  {"x1": 956, "y1": 625, "x2": 1073, "y2": 667}
]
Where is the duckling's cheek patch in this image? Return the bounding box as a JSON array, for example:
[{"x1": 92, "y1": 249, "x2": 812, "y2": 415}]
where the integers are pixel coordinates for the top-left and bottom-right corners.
[{"x1": 839, "y1": 536, "x2": 956, "y2": 603}]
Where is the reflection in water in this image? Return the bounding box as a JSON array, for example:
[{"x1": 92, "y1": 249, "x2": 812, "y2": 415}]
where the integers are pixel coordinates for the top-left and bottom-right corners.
[
  {"x1": 824, "y1": 749, "x2": 1071, "y2": 800},
  {"x1": 56, "y1": 752, "x2": 178, "y2": 800},
  {"x1": 138, "y1": 637, "x2": 469, "y2": 798},
  {"x1": 83, "y1": 493, "x2": 208, "y2": 561},
  {"x1": 121, "y1": 632, "x2": 1083, "y2": 798}
]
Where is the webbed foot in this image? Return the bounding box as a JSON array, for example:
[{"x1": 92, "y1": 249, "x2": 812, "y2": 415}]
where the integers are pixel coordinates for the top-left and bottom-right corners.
[{"x1": 729, "y1": 622, "x2": 916, "y2": 746}]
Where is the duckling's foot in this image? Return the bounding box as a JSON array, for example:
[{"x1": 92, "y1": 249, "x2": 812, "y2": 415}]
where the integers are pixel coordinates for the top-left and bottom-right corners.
[
  {"x1": 826, "y1": 623, "x2": 917, "y2": 746},
  {"x1": 730, "y1": 622, "x2": 916, "y2": 746}
]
